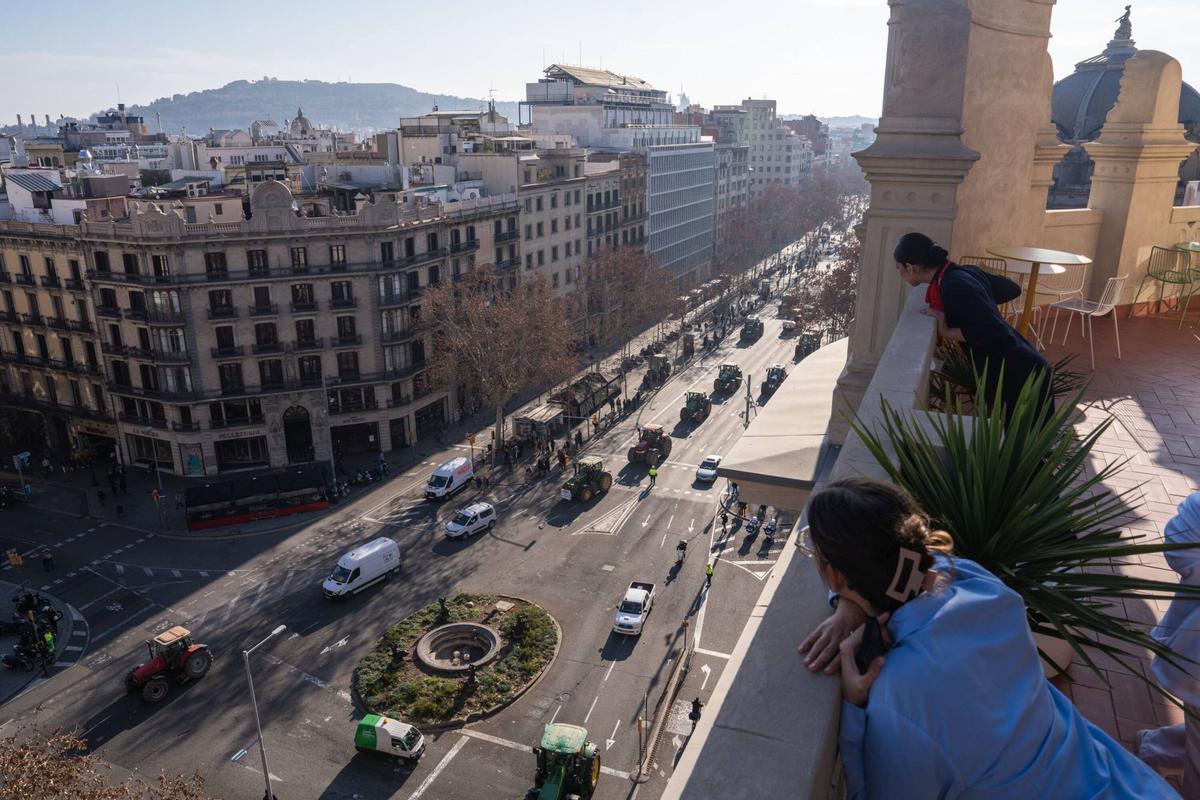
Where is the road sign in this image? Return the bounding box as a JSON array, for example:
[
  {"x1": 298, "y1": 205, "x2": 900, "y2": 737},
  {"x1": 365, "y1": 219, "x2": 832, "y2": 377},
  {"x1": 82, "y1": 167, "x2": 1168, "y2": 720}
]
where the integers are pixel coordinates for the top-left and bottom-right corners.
[{"x1": 468, "y1": 433, "x2": 476, "y2": 445}]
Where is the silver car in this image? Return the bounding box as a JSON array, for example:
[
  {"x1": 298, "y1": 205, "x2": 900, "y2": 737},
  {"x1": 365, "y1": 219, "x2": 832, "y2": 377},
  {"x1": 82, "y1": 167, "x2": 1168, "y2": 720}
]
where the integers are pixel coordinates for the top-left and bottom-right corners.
[{"x1": 695, "y1": 455, "x2": 722, "y2": 483}]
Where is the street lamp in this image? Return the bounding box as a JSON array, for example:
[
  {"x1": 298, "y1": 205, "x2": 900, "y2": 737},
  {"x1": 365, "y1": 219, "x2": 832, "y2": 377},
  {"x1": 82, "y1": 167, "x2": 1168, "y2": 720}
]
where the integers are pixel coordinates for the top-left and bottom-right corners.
[{"x1": 243, "y1": 624, "x2": 287, "y2": 800}]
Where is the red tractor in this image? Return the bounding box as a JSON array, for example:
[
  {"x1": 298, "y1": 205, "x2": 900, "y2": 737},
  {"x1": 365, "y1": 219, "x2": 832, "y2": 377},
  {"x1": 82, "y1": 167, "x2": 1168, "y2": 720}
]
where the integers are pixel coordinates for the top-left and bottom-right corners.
[
  {"x1": 125, "y1": 626, "x2": 213, "y2": 703},
  {"x1": 627, "y1": 423, "x2": 673, "y2": 466}
]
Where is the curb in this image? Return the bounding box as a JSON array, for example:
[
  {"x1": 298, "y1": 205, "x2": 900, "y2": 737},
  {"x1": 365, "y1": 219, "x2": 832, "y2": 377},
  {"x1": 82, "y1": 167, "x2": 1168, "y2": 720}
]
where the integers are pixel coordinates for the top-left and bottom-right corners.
[{"x1": 352, "y1": 594, "x2": 563, "y2": 734}]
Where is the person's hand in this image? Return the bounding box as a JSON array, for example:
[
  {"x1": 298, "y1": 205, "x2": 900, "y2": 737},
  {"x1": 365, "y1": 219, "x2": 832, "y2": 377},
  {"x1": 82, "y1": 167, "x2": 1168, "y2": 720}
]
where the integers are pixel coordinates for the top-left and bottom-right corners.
[
  {"x1": 838, "y1": 613, "x2": 892, "y2": 708},
  {"x1": 798, "y1": 598, "x2": 868, "y2": 674}
]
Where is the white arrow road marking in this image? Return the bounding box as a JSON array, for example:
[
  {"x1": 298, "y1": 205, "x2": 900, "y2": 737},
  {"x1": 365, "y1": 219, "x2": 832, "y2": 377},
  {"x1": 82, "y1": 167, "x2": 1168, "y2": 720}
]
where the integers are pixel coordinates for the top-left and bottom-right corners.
[
  {"x1": 700, "y1": 663, "x2": 712, "y2": 691},
  {"x1": 688, "y1": 518, "x2": 695, "y2": 534},
  {"x1": 606, "y1": 720, "x2": 619, "y2": 750},
  {"x1": 641, "y1": 515, "x2": 651, "y2": 528},
  {"x1": 584, "y1": 695, "x2": 600, "y2": 723},
  {"x1": 320, "y1": 636, "x2": 349, "y2": 655}
]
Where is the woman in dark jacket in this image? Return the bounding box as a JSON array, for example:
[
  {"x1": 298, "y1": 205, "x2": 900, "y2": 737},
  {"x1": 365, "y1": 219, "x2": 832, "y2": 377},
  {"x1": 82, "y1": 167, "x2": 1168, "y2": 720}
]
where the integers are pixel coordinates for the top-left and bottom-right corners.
[{"x1": 893, "y1": 232, "x2": 1051, "y2": 418}]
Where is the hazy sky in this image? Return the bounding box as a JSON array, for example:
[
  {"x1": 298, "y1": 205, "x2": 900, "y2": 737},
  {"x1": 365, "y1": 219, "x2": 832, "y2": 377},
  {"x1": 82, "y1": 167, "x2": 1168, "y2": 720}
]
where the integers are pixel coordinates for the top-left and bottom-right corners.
[{"x1": 3, "y1": 0, "x2": 1198, "y2": 123}]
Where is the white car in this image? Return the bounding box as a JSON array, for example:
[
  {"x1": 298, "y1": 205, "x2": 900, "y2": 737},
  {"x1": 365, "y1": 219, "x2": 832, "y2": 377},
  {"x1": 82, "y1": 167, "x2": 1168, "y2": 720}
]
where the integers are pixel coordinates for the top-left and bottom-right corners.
[
  {"x1": 444, "y1": 502, "x2": 497, "y2": 539},
  {"x1": 695, "y1": 455, "x2": 722, "y2": 483}
]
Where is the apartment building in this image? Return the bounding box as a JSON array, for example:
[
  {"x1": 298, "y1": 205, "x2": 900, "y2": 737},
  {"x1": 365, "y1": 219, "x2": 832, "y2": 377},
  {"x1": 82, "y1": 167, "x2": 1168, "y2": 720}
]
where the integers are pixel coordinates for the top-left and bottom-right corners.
[
  {"x1": 1, "y1": 173, "x2": 517, "y2": 476},
  {"x1": 740, "y1": 99, "x2": 810, "y2": 197},
  {"x1": 713, "y1": 142, "x2": 750, "y2": 257},
  {"x1": 0, "y1": 221, "x2": 110, "y2": 455},
  {"x1": 524, "y1": 64, "x2": 714, "y2": 287}
]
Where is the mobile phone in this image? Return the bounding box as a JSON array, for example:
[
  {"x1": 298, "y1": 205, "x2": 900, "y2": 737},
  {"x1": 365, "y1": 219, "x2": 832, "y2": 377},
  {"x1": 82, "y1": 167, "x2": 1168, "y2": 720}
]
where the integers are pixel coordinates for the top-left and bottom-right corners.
[{"x1": 855, "y1": 617, "x2": 888, "y2": 675}]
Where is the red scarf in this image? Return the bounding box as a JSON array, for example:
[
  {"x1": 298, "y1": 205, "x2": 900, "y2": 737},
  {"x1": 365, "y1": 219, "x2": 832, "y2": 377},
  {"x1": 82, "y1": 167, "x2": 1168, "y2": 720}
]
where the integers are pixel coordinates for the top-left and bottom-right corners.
[{"x1": 924, "y1": 261, "x2": 954, "y2": 311}]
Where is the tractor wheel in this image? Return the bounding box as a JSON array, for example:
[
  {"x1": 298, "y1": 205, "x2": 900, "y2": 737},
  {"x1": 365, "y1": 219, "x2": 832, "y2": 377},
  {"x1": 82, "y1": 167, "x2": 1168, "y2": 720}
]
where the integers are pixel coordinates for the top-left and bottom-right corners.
[
  {"x1": 705, "y1": 400, "x2": 713, "y2": 418},
  {"x1": 648, "y1": 449, "x2": 660, "y2": 467},
  {"x1": 124, "y1": 670, "x2": 139, "y2": 694},
  {"x1": 580, "y1": 486, "x2": 593, "y2": 503},
  {"x1": 581, "y1": 750, "x2": 601, "y2": 797},
  {"x1": 141, "y1": 675, "x2": 170, "y2": 704},
  {"x1": 182, "y1": 648, "x2": 213, "y2": 680},
  {"x1": 679, "y1": 408, "x2": 688, "y2": 423},
  {"x1": 713, "y1": 380, "x2": 721, "y2": 393},
  {"x1": 660, "y1": 437, "x2": 673, "y2": 458},
  {"x1": 627, "y1": 447, "x2": 640, "y2": 464},
  {"x1": 599, "y1": 473, "x2": 613, "y2": 492}
]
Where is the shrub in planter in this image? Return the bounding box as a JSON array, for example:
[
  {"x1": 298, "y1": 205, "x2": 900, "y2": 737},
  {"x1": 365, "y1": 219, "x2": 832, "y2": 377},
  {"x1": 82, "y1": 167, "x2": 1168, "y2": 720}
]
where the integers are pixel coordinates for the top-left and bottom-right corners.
[{"x1": 853, "y1": 371, "x2": 1200, "y2": 703}]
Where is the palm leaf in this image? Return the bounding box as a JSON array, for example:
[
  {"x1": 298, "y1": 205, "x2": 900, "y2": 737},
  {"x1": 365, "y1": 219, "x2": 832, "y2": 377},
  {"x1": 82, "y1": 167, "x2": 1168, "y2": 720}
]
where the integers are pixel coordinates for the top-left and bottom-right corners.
[{"x1": 851, "y1": 369, "x2": 1200, "y2": 700}]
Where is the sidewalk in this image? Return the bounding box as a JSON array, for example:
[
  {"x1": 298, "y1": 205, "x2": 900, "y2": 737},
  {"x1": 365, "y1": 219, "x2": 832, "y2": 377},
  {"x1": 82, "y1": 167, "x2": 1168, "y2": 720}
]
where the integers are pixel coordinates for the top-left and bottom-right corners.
[{"x1": 0, "y1": 579, "x2": 82, "y2": 705}]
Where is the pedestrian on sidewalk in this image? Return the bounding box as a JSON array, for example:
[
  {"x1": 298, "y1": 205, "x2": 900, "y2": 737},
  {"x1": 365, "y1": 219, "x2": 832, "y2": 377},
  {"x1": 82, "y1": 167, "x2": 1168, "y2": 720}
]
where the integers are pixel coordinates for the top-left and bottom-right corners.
[
  {"x1": 41, "y1": 549, "x2": 54, "y2": 572},
  {"x1": 96, "y1": 488, "x2": 106, "y2": 507},
  {"x1": 648, "y1": 466, "x2": 657, "y2": 487},
  {"x1": 705, "y1": 561, "x2": 714, "y2": 587}
]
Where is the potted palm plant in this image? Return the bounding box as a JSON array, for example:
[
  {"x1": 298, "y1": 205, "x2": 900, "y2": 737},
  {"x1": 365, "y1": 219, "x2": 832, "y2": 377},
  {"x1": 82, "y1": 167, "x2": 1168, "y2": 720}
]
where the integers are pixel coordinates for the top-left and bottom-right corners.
[{"x1": 852, "y1": 371, "x2": 1200, "y2": 700}]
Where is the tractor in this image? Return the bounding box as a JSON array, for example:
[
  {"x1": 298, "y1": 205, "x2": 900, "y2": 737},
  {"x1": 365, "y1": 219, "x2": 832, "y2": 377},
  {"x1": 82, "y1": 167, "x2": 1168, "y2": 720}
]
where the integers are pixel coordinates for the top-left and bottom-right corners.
[
  {"x1": 741, "y1": 316, "x2": 764, "y2": 341},
  {"x1": 680, "y1": 391, "x2": 713, "y2": 424},
  {"x1": 124, "y1": 626, "x2": 213, "y2": 704},
  {"x1": 643, "y1": 353, "x2": 671, "y2": 387},
  {"x1": 533, "y1": 723, "x2": 600, "y2": 800},
  {"x1": 560, "y1": 456, "x2": 613, "y2": 503},
  {"x1": 795, "y1": 331, "x2": 822, "y2": 361},
  {"x1": 713, "y1": 363, "x2": 743, "y2": 394},
  {"x1": 761, "y1": 364, "x2": 788, "y2": 396},
  {"x1": 627, "y1": 423, "x2": 672, "y2": 466}
]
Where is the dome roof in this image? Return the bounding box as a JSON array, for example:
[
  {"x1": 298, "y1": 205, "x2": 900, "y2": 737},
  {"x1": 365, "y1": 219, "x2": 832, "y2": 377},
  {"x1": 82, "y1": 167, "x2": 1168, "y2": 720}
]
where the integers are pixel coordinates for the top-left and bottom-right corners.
[
  {"x1": 1052, "y1": 11, "x2": 1200, "y2": 142},
  {"x1": 289, "y1": 106, "x2": 312, "y2": 136}
]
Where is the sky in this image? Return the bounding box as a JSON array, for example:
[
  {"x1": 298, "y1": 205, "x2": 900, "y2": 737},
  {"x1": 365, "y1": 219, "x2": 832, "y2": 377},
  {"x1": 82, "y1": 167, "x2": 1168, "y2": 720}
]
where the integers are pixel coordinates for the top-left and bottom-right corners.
[{"x1": 2, "y1": 0, "x2": 1198, "y2": 124}]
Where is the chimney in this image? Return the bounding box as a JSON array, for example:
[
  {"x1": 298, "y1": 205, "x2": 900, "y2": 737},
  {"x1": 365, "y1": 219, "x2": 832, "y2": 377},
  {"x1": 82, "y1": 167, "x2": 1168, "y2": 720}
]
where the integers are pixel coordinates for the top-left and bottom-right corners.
[
  {"x1": 16, "y1": 114, "x2": 22, "y2": 132},
  {"x1": 45, "y1": 114, "x2": 51, "y2": 129}
]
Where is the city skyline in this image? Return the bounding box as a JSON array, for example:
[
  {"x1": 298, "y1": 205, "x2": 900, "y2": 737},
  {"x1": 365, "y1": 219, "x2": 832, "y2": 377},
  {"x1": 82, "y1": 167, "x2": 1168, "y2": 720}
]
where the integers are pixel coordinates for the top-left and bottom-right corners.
[{"x1": 3, "y1": 0, "x2": 1198, "y2": 125}]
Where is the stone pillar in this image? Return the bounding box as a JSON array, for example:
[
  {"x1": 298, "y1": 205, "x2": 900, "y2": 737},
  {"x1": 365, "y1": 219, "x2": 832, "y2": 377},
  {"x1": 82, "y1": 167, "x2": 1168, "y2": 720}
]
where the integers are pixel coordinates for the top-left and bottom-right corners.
[
  {"x1": 831, "y1": 0, "x2": 979, "y2": 442},
  {"x1": 1084, "y1": 51, "x2": 1199, "y2": 301},
  {"x1": 951, "y1": 0, "x2": 1060, "y2": 259}
]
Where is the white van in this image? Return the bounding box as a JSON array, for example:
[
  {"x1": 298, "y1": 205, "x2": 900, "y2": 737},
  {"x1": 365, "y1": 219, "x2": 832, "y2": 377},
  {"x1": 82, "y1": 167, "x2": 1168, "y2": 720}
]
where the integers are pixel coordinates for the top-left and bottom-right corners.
[
  {"x1": 444, "y1": 501, "x2": 497, "y2": 539},
  {"x1": 322, "y1": 537, "x2": 401, "y2": 599},
  {"x1": 425, "y1": 456, "x2": 474, "y2": 500}
]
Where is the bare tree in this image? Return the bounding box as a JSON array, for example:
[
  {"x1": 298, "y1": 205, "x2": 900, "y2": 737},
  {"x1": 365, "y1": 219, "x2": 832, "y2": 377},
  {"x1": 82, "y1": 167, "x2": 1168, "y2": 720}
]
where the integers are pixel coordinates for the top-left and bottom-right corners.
[
  {"x1": 422, "y1": 269, "x2": 577, "y2": 458},
  {"x1": 0, "y1": 724, "x2": 208, "y2": 799},
  {"x1": 582, "y1": 245, "x2": 675, "y2": 355}
]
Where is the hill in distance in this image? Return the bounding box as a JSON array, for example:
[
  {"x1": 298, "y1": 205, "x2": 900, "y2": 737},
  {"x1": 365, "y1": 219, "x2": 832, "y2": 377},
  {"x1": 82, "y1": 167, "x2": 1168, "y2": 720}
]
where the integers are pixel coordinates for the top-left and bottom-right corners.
[
  {"x1": 104, "y1": 78, "x2": 521, "y2": 134},
  {"x1": 815, "y1": 115, "x2": 877, "y2": 129}
]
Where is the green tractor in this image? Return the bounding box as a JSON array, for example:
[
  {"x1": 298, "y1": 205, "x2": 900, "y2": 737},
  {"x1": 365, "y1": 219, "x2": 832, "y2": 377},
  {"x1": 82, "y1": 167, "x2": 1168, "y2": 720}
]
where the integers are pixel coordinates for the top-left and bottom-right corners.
[
  {"x1": 795, "y1": 331, "x2": 822, "y2": 361},
  {"x1": 627, "y1": 423, "x2": 673, "y2": 466},
  {"x1": 643, "y1": 353, "x2": 671, "y2": 387},
  {"x1": 740, "y1": 316, "x2": 764, "y2": 341},
  {"x1": 533, "y1": 723, "x2": 600, "y2": 800},
  {"x1": 680, "y1": 391, "x2": 713, "y2": 424},
  {"x1": 761, "y1": 364, "x2": 788, "y2": 396},
  {"x1": 713, "y1": 363, "x2": 743, "y2": 394},
  {"x1": 560, "y1": 456, "x2": 613, "y2": 503}
]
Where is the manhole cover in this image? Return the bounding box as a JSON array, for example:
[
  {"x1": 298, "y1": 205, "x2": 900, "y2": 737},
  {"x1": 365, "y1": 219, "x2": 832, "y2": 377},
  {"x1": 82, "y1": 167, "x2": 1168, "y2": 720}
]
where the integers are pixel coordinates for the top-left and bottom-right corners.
[{"x1": 558, "y1": 691, "x2": 573, "y2": 703}]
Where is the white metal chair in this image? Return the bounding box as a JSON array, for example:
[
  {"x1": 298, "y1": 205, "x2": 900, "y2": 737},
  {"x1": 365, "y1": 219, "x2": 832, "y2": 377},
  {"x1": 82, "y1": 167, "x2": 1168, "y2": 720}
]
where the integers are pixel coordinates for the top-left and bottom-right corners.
[
  {"x1": 1050, "y1": 275, "x2": 1128, "y2": 370},
  {"x1": 1035, "y1": 261, "x2": 1090, "y2": 343},
  {"x1": 960, "y1": 255, "x2": 1018, "y2": 321}
]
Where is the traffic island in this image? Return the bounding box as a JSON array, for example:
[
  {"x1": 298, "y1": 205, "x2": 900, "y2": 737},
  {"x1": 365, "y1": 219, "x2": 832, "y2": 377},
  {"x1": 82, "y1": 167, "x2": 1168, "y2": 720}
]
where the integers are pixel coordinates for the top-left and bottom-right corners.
[{"x1": 353, "y1": 593, "x2": 559, "y2": 728}]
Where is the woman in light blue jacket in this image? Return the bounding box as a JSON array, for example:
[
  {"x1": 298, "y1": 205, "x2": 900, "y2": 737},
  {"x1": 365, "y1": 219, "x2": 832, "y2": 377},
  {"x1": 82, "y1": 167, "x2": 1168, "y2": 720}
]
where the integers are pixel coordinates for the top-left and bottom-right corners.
[
  {"x1": 798, "y1": 478, "x2": 1178, "y2": 799},
  {"x1": 1138, "y1": 492, "x2": 1200, "y2": 795}
]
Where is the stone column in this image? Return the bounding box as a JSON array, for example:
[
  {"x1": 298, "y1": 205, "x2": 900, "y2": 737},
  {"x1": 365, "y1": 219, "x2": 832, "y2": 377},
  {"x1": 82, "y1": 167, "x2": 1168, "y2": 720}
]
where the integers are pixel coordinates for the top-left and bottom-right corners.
[
  {"x1": 1084, "y1": 51, "x2": 1199, "y2": 301},
  {"x1": 831, "y1": 0, "x2": 979, "y2": 442}
]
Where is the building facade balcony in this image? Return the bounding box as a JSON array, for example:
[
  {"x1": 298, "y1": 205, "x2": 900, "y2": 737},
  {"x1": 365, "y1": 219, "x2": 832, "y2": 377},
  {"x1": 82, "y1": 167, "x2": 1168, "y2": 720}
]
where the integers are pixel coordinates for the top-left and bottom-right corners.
[
  {"x1": 210, "y1": 414, "x2": 265, "y2": 429},
  {"x1": 210, "y1": 345, "x2": 244, "y2": 358},
  {"x1": 171, "y1": 421, "x2": 202, "y2": 432},
  {"x1": 39, "y1": 275, "x2": 61, "y2": 289},
  {"x1": 248, "y1": 303, "x2": 278, "y2": 317},
  {"x1": 96, "y1": 305, "x2": 121, "y2": 319},
  {"x1": 450, "y1": 239, "x2": 480, "y2": 253},
  {"x1": 333, "y1": 333, "x2": 362, "y2": 347},
  {"x1": 0, "y1": 272, "x2": 10, "y2": 283},
  {"x1": 329, "y1": 397, "x2": 379, "y2": 415},
  {"x1": 207, "y1": 306, "x2": 237, "y2": 320},
  {"x1": 118, "y1": 412, "x2": 168, "y2": 429},
  {"x1": 495, "y1": 258, "x2": 521, "y2": 273},
  {"x1": 63, "y1": 277, "x2": 85, "y2": 292},
  {"x1": 20, "y1": 312, "x2": 44, "y2": 326},
  {"x1": 107, "y1": 382, "x2": 197, "y2": 402},
  {"x1": 289, "y1": 300, "x2": 319, "y2": 313},
  {"x1": 380, "y1": 328, "x2": 414, "y2": 344},
  {"x1": 68, "y1": 319, "x2": 93, "y2": 333},
  {"x1": 329, "y1": 297, "x2": 357, "y2": 310},
  {"x1": 147, "y1": 308, "x2": 186, "y2": 325},
  {"x1": 495, "y1": 230, "x2": 520, "y2": 243},
  {"x1": 252, "y1": 341, "x2": 283, "y2": 354},
  {"x1": 13, "y1": 273, "x2": 35, "y2": 286},
  {"x1": 291, "y1": 337, "x2": 324, "y2": 352},
  {"x1": 379, "y1": 291, "x2": 417, "y2": 308},
  {"x1": 0, "y1": 310, "x2": 18, "y2": 325},
  {"x1": 44, "y1": 316, "x2": 70, "y2": 331}
]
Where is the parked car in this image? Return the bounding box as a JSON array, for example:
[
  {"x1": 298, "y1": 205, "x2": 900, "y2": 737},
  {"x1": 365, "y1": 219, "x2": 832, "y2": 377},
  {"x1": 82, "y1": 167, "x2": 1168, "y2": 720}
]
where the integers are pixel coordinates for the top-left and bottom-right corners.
[
  {"x1": 444, "y1": 502, "x2": 497, "y2": 539},
  {"x1": 695, "y1": 455, "x2": 722, "y2": 483}
]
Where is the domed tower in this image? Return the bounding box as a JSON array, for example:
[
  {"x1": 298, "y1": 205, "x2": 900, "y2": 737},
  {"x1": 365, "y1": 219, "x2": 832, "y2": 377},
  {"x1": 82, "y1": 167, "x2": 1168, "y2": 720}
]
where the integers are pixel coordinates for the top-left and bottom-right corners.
[
  {"x1": 289, "y1": 107, "x2": 313, "y2": 136},
  {"x1": 1048, "y1": 5, "x2": 1200, "y2": 207}
]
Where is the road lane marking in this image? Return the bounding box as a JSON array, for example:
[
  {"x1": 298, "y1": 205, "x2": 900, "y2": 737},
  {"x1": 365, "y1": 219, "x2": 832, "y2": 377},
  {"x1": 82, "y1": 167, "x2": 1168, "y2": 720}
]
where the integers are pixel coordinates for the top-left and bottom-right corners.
[
  {"x1": 406, "y1": 735, "x2": 468, "y2": 800},
  {"x1": 584, "y1": 694, "x2": 600, "y2": 723},
  {"x1": 695, "y1": 647, "x2": 731, "y2": 659},
  {"x1": 604, "y1": 660, "x2": 616, "y2": 682},
  {"x1": 549, "y1": 704, "x2": 562, "y2": 725},
  {"x1": 606, "y1": 720, "x2": 620, "y2": 750}
]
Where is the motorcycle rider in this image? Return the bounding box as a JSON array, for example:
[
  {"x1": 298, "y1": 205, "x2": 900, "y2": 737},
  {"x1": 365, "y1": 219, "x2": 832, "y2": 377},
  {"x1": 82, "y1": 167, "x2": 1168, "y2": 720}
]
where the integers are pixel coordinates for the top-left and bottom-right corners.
[{"x1": 676, "y1": 540, "x2": 687, "y2": 565}]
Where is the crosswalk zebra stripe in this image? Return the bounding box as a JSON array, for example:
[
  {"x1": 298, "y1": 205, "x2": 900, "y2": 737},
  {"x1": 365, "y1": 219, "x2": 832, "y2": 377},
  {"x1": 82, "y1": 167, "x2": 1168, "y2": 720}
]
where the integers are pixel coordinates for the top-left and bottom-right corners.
[
  {"x1": 115, "y1": 564, "x2": 124, "y2": 575},
  {"x1": 143, "y1": 567, "x2": 153, "y2": 576},
  {"x1": 171, "y1": 569, "x2": 182, "y2": 578}
]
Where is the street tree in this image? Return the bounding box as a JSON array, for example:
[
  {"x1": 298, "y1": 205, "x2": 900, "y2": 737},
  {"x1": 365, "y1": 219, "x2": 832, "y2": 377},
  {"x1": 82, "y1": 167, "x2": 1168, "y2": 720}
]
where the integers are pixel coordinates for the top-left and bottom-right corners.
[
  {"x1": 0, "y1": 724, "x2": 208, "y2": 799},
  {"x1": 582, "y1": 245, "x2": 675, "y2": 355},
  {"x1": 421, "y1": 269, "x2": 577, "y2": 460}
]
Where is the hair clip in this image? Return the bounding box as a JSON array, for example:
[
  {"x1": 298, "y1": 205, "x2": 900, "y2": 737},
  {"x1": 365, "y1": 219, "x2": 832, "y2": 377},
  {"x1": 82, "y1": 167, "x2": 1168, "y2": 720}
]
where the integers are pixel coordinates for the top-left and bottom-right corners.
[{"x1": 885, "y1": 547, "x2": 925, "y2": 602}]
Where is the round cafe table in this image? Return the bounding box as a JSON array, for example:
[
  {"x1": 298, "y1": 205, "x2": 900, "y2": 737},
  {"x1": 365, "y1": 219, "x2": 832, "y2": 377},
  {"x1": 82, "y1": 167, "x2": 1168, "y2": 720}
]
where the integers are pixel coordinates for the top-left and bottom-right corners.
[
  {"x1": 987, "y1": 246, "x2": 1092, "y2": 337},
  {"x1": 1174, "y1": 241, "x2": 1200, "y2": 254}
]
